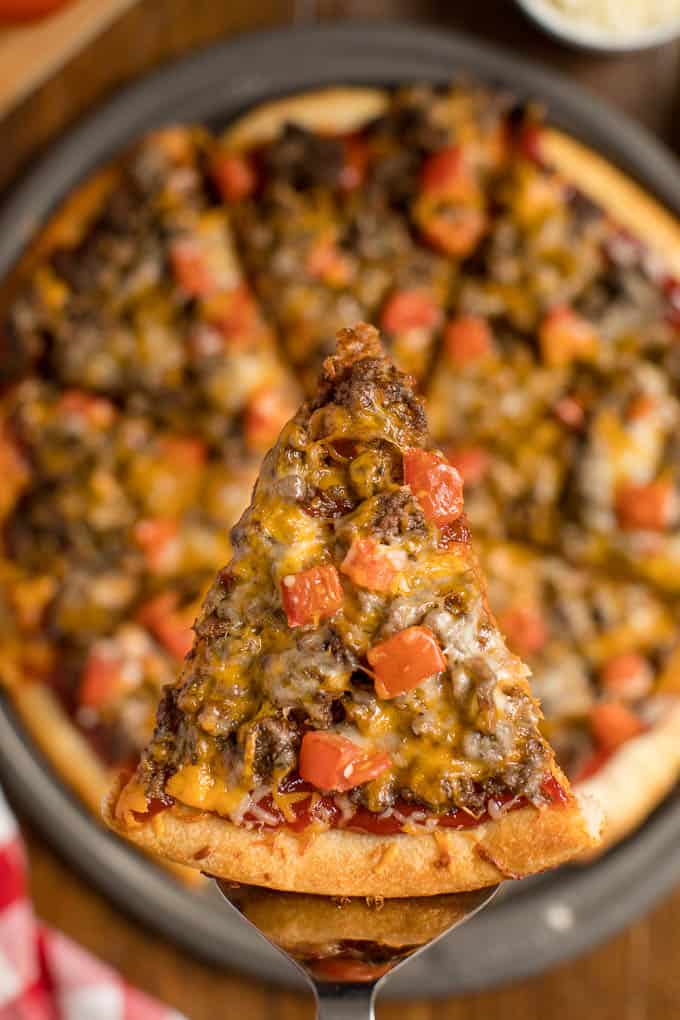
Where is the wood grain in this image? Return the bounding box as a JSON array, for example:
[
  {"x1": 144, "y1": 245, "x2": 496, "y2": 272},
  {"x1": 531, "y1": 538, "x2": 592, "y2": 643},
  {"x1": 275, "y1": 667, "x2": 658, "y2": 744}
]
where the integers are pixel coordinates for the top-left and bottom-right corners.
[
  {"x1": 0, "y1": 0, "x2": 138, "y2": 119},
  {"x1": 24, "y1": 819, "x2": 680, "y2": 1019},
  {"x1": 4, "y1": 1, "x2": 680, "y2": 1018}
]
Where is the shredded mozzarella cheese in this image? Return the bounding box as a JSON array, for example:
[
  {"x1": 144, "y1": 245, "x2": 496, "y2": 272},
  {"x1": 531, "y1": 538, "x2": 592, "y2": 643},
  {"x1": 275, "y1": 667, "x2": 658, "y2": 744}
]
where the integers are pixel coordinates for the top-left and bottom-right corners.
[{"x1": 543, "y1": 0, "x2": 680, "y2": 36}]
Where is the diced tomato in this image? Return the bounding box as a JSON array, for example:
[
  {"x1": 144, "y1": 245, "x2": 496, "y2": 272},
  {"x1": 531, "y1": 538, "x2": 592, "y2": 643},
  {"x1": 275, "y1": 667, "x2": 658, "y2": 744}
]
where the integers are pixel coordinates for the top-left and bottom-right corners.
[
  {"x1": 516, "y1": 122, "x2": 544, "y2": 163},
  {"x1": 403, "y1": 448, "x2": 464, "y2": 526},
  {"x1": 600, "y1": 652, "x2": 653, "y2": 700},
  {"x1": 341, "y1": 537, "x2": 406, "y2": 593},
  {"x1": 312, "y1": 959, "x2": 392, "y2": 983},
  {"x1": 0, "y1": 0, "x2": 70, "y2": 19},
  {"x1": 305, "y1": 241, "x2": 352, "y2": 287},
  {"x1": 245, "y1": 386, "x2": 292, "y2": 452},
  {"x1": 133, "y1": 518, "x2": 180, "y2": 574},
  {"x1": 281, "y1": 565, "x2": 344, "y2": 628},
  {"x1": 615, "y1": 480, "x2": 676, "y2": 532},
  {"x1": 421, "y1": 147, "x2": 472, "y2": 198},
  {"x1": 539, "y1": 306, "x2": 599, "y2": 368},
  {"x1": 420, "y1": 206, "x2": 487, "y2": 258},
  {"x1": 170, "y1": 239, "x2": 216, "y2": 297},
  {"x1": 158, "y1": 436, "x2": 207, "y2": 470},
  {"x1": 626, "y1": 394, "x2": 656, "y2": 421},
  {"x1": 553, "y1": 395, "x2": 585, "y2": 429},
  {"x1": 367, "y1": 625, "x2": 446, "y2": 699},
  {"x1": 137, "y1": 591, "x2": 194, "y2": 661},
  {"x1": 499, "y1": 606, "x2": 548, "y2": 658},
  {"x1": 381, "y1": 289, "x2": 441, "y2": 334},
  {"x1": 210, "y1": 151, "x2": 256, "y2": 203},
  {"x1": 445, "y1": 445, "x2": 490, "y2": 487},
  {"x1": 589, "y1": 702, "x2": 644, "y2": 752},
  {"x1": 444, "y1": 314, "x2": 494, "y2": 366},
  {"x1": 204, "y1": 286, "x2": 261, "y2": 348},
  {"x1": 299, "y1": 731, "x2": 391, "y2": 793},
  {"x1": 79, "y1": 647, "x2": 124, "y2": 710},
  {"x1": 58, "y1": 390, "x2": 115, "y2": 428},
  {"x1": 340, "y1": 135, "x2": 369, "y2": 191}
]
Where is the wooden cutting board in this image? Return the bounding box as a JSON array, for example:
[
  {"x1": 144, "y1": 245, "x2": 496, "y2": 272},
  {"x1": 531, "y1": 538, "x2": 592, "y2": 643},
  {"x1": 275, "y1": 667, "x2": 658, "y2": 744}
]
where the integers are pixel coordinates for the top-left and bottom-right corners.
[{"x1": 0, "y1": 0, "x2": 138, "y2": 119}]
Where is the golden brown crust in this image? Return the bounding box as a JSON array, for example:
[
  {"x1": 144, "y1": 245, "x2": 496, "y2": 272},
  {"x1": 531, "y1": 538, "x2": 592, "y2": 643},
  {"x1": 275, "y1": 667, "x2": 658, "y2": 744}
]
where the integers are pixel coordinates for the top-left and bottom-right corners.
[
  {"x1": 104, "y1": 771, "x2": 601, "y2": 897},
  {"x1": 542, "y1": 128, "x2": 680, "y2": 277},
  {"x1": 235, "y1": 887, "x2": 486, "y2": 950},
  {"x1": 576, "y1": 697, "x2": 680, "y2": 858},
  {"x1": 221, "y1": 87, "x2": 389, "y2": 151}
]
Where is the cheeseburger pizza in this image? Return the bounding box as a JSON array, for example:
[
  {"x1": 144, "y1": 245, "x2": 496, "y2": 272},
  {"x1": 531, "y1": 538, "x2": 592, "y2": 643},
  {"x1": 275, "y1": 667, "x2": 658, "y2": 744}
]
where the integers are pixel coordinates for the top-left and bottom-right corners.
[
  {"x1": 0, "y1": 127, "x2": 298, "y2": 875},
  {"x1": 106, "y1": 324, "x2": 600, "y2": 895},
  {"x1": 2, "y1": 80, "x2": 680, "y2": 876}
]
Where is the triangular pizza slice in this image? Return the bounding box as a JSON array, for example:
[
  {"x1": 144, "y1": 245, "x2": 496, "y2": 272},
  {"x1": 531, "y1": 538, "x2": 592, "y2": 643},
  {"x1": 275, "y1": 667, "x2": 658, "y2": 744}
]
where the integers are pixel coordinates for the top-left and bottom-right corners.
[{"x1": 106, "y1": 323, "x2": 601, "y2": 896}]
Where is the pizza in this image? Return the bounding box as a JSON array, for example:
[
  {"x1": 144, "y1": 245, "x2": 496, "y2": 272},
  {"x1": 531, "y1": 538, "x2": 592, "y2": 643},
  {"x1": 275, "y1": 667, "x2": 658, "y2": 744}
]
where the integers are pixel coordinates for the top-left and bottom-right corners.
[
  {"x1": 0, "y1": 127, "x2": 298, "y2": 876},
  {"x1": 1, "y1": 81, "x2": 680, "y2": 875},
  {"x1": 105, "y1": 323, "x2": 600, "y2": 896},
  {"x1": 213, "y1": 84, "x2": 680, "y2": 853},
  {"x1": 481, "y1": 542, "x2": 680, "y2": 853}
]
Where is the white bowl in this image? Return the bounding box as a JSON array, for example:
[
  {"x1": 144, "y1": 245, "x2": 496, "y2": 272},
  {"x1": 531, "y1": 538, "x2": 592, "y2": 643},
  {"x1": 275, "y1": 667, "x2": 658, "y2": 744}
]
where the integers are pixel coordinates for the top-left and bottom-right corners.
[{"x1": 516, "y1": 0, "x2": 680, "y2": 51}]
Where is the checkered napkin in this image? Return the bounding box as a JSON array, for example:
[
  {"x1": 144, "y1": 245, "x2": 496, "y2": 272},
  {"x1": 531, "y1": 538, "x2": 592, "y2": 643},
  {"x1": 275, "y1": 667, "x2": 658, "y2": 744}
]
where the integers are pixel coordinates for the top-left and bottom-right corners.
[{"x1": 0, "y1": 790, "x2": 185, "y2": 1020}]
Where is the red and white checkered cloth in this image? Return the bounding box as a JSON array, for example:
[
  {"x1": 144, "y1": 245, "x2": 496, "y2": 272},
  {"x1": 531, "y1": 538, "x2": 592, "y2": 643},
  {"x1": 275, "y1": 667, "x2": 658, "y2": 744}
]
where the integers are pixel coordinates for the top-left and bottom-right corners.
[{"x1": 0, "y1": 789, "x2": 185, "y2": 1020}]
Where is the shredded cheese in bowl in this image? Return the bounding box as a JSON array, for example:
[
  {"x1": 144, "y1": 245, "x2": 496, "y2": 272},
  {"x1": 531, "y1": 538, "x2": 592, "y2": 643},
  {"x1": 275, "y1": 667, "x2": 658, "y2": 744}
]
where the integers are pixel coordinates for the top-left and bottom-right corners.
[
  {"x1": 518, "y1": 0, "x2": 680, "y2": 47},
  {"x1": 552, "y1": 0, "x2": 680, "y2": 33}
]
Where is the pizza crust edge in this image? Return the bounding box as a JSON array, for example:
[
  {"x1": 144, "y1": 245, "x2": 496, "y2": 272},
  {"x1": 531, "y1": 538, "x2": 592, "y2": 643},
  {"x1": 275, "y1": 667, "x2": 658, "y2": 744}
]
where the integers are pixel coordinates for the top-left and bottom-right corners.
[{"x1": 104, "y1": 768, "x2": 601, "y2": 897}]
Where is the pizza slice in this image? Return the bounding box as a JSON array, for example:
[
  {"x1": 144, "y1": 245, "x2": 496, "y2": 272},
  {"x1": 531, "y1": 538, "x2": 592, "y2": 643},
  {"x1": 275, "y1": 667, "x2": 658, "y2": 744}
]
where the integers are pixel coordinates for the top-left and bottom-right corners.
[
  {"x1": 482, "y1": 541, "x2": 680, "y2": 854},
  {"x1": 3, "y1": 126, "x2": 298, "y2": 454},
  {"x1": 105, "y1": 323, "x2": 601, "y2": 896},
  {"x1": 217, "y1": 84, "x2": 509, "y2": 388}
]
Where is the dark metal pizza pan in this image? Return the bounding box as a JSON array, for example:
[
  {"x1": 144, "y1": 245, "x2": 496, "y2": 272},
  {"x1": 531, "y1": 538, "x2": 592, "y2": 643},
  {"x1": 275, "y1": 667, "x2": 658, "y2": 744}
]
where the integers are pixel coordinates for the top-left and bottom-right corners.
[{"x1": 1, "y1": 21, "x2": 680, "y2": 998}]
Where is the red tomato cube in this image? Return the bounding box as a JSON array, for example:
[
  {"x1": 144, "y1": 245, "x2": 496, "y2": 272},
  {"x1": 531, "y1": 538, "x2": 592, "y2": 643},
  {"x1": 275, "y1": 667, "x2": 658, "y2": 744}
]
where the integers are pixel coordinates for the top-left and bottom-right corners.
[
  {"x1": 210, "y1": 152, "x2": 256, "y2": 203},
  {"x1": 133, "y1": 518, "x2": 180, "y2": 574},
  {"x1": 539, "y1": 306, "x2": 599, "y2": 368},
  {"x1": 281, "y1": 565, "x2": 344, "y2": 628},
  {"x1": 421, "y1": 146, "x2": 470, "y2": 197},
  {"x1": 138, "y1": 591, "x2": 194, "y2": 662},
  {"x1": 590, "y1": 702, "x2": 644, "y2": 752},
  {"x1": 420, "y1": 207, "x2": 487, "y2": 258},
  {"x1": 445, "y1": 445, "x2": 490, "y2": 487},
  {"x1": 498, "y1": 606, "x2": 548, "y2": 659},
  {"x1": 245, "y1": 386, "x2": 293, "y2": 452},
  {"x1": 170, "y1": 239, "x2": 216, "y2": 297},
  {"x1": 367, "y1": 625, "x2": 446, "y2": 699},
  {"x1": 600, "y1": 653, "x2": 653, "y2": 700},
  {"x1": 381, "y1": 289, "x2": 441, "y2": 334},
  {"x1": 299, "y1": 731, "x2": 391, "y2": 792},
  {"x1": 341, "y1": 538, "x2": 406, "y2": 593},
  {"x1": 615, "y1": 480, "x2": 676, "y2": 532},
  {"x1": 403, "y1": 449, "x2": 464, "y2": 526},
  {"x1": 444, "y1": 315, "x2": 494, "y2": 366},
  {"x1": 79, "y1": 646, "x2": 124, "y2": 710}
]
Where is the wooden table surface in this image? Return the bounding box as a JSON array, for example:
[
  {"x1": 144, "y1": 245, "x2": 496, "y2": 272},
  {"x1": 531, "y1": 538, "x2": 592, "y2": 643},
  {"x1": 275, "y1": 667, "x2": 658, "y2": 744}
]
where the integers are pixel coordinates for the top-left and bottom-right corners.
[{"x1": 3, "y1": 2, "x2": 680, "y2": 1018}]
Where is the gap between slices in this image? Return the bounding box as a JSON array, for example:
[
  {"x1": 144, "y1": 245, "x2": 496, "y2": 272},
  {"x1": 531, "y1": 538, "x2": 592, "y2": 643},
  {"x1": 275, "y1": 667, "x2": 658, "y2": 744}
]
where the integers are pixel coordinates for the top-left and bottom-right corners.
[{"x1": 104, "y1": 323, "x2": 601, "y2": 895}]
